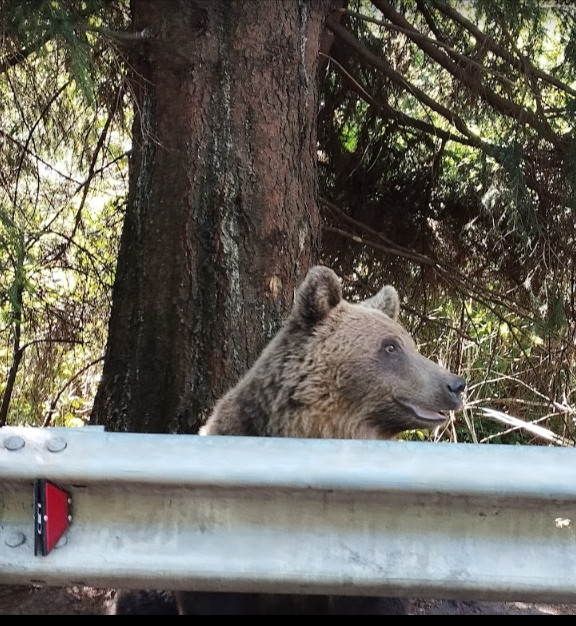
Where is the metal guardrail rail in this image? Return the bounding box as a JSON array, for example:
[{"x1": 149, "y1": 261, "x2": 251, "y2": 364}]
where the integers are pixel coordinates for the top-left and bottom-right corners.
[{"x1": 0, "y1": 425, "x2": 575, "y2": 602}]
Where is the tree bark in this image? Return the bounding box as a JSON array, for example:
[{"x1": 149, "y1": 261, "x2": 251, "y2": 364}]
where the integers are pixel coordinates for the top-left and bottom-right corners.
[
  {"x1": 0, "y1": 282, "x2": 23, "y2": 427},
  {"x1": 92, "y1": 0, "x2": 336, "y2": 433}
]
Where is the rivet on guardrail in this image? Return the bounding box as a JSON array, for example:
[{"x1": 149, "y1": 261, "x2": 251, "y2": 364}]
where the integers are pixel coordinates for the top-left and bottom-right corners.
[
  {"x1": 4, "y1": 532, "x2": 26, "y2": 548},
  {"x1": 46, "y1": 437, "x2": 67, "y2": 453},
  {"x1": 4, "y1": 435, "x2": 25, "y2": 451}
]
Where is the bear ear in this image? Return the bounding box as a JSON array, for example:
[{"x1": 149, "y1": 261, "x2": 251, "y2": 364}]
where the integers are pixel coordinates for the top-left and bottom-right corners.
[
  {"x1": 360, "y1": 285, "x2": 400, "y2": 321},
  {"x1": 292, "y1": 266, "x2": 342, "y2": 324}
]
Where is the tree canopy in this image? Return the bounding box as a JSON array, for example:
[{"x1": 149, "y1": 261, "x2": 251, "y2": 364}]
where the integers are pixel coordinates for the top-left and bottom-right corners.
[
  {"x1": 1, "y1": 0, "x2": 575, "y2": 444},
  {"x1": 319, "y1": 0, "x2": 576, "y2": 444}
]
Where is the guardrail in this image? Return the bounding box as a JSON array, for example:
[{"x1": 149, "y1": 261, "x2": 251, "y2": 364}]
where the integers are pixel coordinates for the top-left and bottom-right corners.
[{"x1": 1, "y1": 425, "x2": 575, "y2": 602}]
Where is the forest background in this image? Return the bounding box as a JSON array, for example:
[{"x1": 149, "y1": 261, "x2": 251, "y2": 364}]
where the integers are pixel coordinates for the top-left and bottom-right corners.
[{"x1": 1, "y1": 0, "x2": 576, "y2": 447}]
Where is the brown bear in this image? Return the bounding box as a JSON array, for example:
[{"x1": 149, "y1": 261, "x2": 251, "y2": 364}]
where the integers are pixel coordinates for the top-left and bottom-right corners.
[
  {"x1": 114, "y1": 266, "x2": 465, "y2": 615},
  {"x1": 202, "y1": 265, "x2": 465, "y2": 440}
]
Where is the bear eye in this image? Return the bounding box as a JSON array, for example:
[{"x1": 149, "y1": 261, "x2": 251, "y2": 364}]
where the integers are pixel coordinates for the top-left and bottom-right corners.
[{"x1": 382, "y1": 341, "x2": 400, "y2": 354}]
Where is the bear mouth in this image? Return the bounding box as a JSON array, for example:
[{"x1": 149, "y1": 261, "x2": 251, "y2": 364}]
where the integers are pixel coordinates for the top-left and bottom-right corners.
[{"x1": 395, "y1": 398, "x2": 449, "y2": 423}]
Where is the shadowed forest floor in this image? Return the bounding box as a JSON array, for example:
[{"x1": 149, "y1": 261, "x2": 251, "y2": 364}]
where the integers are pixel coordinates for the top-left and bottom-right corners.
[{"x1": 0, "y1": 585, "x2": 574, "y2": 615}]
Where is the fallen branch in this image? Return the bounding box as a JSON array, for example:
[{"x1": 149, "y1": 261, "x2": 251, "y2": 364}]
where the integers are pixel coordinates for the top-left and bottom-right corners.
[{"x1": 480, "y1": 407, "x2": 573, "y2": 447}]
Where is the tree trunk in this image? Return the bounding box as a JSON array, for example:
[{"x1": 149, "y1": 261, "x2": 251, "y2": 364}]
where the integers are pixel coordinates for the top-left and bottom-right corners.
[
  {"x1": 91, "y1": 0, "x2": 336, "y2": 433},
  {"x1": 0, "y1": 270, "x2": 24, "y2": 427}
]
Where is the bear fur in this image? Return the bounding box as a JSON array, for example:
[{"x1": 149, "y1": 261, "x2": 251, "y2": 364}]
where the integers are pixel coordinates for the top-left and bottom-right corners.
[
  {"x1": 114, "y1": 266, "x2": 465, "y2": 615},
  {"x1": 114, "y1": 590, "x2": 406, "y2": 615}
]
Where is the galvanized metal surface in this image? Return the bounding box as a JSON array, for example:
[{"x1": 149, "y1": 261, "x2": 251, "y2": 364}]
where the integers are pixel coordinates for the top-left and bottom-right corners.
[{"x1": 0, "y1": 426, "x2": 575, "y2": 601}]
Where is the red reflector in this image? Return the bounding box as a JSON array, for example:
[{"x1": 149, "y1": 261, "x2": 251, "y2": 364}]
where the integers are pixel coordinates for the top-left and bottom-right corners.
[{"x1": 34, "y1": 480, "x2": 71, "y2": 556}]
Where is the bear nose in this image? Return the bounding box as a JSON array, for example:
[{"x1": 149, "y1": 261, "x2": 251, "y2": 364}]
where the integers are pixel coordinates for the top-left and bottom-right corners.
[{"x1": 448, "y1": 376, "x2": 466, "y2": 395}]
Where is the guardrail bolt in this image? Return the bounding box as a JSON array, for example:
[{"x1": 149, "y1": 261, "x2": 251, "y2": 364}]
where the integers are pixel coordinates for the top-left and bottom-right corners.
[
  {"x1": 46, "y1": 437, "x2": 67, "y2": 453},
  {"x1": 4, "y1": 436, "x2": 25, "y2": 451},
  {"x1": 4, "y1": 532, "x2": 26, "y2": 547}
]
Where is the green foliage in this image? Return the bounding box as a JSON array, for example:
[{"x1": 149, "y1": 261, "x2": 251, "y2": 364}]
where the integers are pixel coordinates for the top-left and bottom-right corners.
[
  {"x1": 2, "y1": 0, "x2": 128, "y2": 101},
  {"x1": 0, "y1": 0, "x2": 129, "y2": 426}
]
